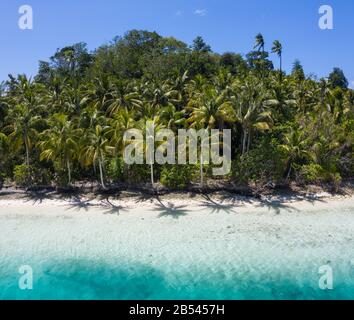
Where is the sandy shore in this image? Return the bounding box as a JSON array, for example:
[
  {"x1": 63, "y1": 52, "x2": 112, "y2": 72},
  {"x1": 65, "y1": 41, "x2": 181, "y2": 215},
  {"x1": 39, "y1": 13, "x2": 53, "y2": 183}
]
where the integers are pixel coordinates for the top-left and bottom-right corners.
[
  {"x1": 1, "y1": 194, "x2": 353, "y2": 299},
  {"x1": 0, "y1": 188, "x2": 353, "y2": 213},
  {"x1": 0, "y1": 194, "x2": 353, "y2": 253}
]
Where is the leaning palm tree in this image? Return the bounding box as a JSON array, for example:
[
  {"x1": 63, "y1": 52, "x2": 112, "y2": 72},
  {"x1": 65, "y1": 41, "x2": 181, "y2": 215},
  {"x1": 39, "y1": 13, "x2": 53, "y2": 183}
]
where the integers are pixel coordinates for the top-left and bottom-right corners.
[
  {"x1": 254, "y1": 33, "x2": 265, "y2": 52},
  {"x1": 271, "y1": 40, "x2": 283, "y2": 76}
]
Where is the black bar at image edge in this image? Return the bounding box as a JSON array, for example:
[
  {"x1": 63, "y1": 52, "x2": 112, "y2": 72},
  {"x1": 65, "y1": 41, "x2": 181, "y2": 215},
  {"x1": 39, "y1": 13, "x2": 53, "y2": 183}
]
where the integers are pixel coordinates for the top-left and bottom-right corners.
[{"x1": 0, "y1": 300, "x2": 353, "y2": 317}]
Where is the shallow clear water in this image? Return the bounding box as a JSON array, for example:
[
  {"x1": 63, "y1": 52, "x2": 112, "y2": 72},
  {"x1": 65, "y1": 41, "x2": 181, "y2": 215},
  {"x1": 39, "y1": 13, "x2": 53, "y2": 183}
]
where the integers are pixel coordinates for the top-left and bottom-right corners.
[{"x1": 0, "y1": 200, "x2": 354, "y2": 300}]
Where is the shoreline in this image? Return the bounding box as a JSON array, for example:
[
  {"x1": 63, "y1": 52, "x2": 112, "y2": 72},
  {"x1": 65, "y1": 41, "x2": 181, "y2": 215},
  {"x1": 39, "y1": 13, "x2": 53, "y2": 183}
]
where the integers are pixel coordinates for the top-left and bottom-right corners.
[
  {"x1": 1, "y1": 180, "x2": 353, "y2": 200},
  {"x1": 1, "y1": 185, "x2": 353, "y2": 214}
]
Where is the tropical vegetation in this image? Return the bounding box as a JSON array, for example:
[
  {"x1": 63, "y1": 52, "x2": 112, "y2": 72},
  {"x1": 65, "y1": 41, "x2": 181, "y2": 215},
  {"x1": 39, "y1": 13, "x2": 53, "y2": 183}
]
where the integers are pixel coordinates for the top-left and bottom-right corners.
[{"x1": 0, "y1": 30, "x2": 353, "y2": 190}]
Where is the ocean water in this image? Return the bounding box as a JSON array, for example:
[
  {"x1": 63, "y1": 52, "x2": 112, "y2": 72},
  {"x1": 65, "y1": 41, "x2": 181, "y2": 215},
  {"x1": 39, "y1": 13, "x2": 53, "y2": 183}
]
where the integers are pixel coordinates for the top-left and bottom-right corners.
[{"x1": 0, "y1": 199, "x2": 354, "y2": 300}]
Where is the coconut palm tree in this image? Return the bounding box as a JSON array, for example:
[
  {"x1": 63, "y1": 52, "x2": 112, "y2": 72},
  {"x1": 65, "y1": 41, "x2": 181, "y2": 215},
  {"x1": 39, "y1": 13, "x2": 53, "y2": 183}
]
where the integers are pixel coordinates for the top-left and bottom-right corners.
[
  {"x1": 80, "y1": 124, "x2": 113, "y2": 189},
  {"x1": 82, "y1": 75, "x2": 113, "y2": 112},
  {"x1": 271, "y1": 40, "x2": 283, "y2": 78},
  {"x1": 158, "y1": 104, "x2": 186, "y2": 130},
  {"x1": 107, "y1": 108, "x2": 137, "y2": 177},
  {"x1": 44, "y1": 76, "x2": 70, "y2": 114},
  {"x1": 254, "y1": 33, "x2": 265, "y2": 52},
  {"x1": 187, "y1": 87, "x2": 234, "y2": 187},
  {"x1": 265, "y1": 76, "x2": 296, "y2": 121},
  {"x1": 105, "y1": 79, "x2": 142, "y2": 116},
  {"x1": 61, "y1": 85, "x2": 86, "y2": 116},
  {"x1": 5, "y1": 104, "x2": 43, "y2": 166},
  {"x1": 136, "y1": 116, "x2": 165, "y2": 188},
  {"x1": 38, "y1": 114, "x2": 81, "y2": 185},
  {"x1": 187, "y1": 87, "x2": 234, "y2": 130},
  {"x1": 278, "y1": 128, "x2": 312, "y2": 180},
  {"x1": 5, "y1": 76, "x2": 46, "y2": 166},
  {"x1": 230, "y1": 78, "x2": 272, "y2": 155}
]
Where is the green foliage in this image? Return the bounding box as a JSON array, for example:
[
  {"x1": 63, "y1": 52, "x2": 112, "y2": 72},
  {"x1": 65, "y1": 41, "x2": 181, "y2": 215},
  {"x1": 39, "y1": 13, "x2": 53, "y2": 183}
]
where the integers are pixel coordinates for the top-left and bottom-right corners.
[
  {"x1": 291, "y1": 60, "x2": 305, "y2": 81},
  {"x1": 107, "y1": 158, "x2": 124, "y2": 182},
  {"x1": 160, "y1": 165, "x2": 194, "y2": 190},
  {"x1": 329, "y1": 172, "x2": 342, "y2": 192},
  {"x1": 192, "y1": 36, "x2": 211, "y2": 53},
  {"x1": 328, "y1": 68, "x2": 348, "y2": 89},
  {"x1": 299, "y1": 164, "x2": 325, "y2": 184},
  {"x1": 232, "y1": 138, "x2": 284, "y2": 183},
  {"x1": 13, "y1": 164, "x2": 52, "y2": 187},
  {"x1": 0, "y1": 30, "x2": 352, "y2": 191},
  {"x1": 52, "y1": 161, "x2": 69, "y2": 187},
  {"x1": 125, "y1": 164, "x2": 151, "y2": 184}
]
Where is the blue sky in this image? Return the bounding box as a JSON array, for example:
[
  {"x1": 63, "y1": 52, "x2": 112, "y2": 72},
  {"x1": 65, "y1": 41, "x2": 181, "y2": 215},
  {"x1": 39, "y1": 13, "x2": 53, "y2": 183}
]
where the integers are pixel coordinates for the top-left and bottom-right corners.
[{"x1": 1, "y1": 0, "x2": 353, "y2": 87}]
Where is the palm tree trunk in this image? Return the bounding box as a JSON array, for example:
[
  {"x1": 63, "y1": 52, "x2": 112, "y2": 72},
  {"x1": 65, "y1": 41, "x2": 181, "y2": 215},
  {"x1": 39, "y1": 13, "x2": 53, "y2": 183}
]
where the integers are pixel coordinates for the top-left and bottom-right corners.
[
  {"x1": 280, "y1": 55, "x2": 282, "y2": 74},
  {"x1": 200, "y1": 153, "x2": 204, "y2": 188},
  {"x1": 24, "y1": 134, "x2": 30, "y2": 166},
  {"x1": 280, "y1": 55, "x2": 283, "y2": 82},
  {"x1": 150, "y1": 164, "x2": 154, "y2": 187},
  {"x1": 24, "y1": 135, "x2": 30, "y2": 185},
  {"x1": 25, "y1": 144, "x2": 30, "y2": 166},
  {"x1": 285, "y1": 160, "x2": 292, "y2": 181},
  {"x1": 242, "y1": 129, "x2": 248, "y2": 155},
  {"x1": 99, "y1": 156, "x2": 106, "y2": 189},
  {"x1": 247, "y1": 130, "x2": 251, "y2": 152},
  {"x1": 67, "y1": 159, "x2": 71, "y2": 185}
]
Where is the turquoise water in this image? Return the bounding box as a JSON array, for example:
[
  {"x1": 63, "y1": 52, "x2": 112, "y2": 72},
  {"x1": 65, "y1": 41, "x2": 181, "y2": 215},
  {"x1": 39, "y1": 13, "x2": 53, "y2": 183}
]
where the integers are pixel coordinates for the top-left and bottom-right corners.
[
  {"x1": 2, "y1": 256, "x2": 354, "y2": 300},
  {"x1": 0, "y1": 200, "x2": 354, "y2": 300}
]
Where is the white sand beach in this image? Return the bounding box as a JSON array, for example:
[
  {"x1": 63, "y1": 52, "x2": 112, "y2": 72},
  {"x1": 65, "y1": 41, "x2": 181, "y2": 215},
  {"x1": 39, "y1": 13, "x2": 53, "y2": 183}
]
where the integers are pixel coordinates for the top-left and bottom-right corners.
[{"x1": 0, "y1": 194, "x2": 354, "y2": 299}]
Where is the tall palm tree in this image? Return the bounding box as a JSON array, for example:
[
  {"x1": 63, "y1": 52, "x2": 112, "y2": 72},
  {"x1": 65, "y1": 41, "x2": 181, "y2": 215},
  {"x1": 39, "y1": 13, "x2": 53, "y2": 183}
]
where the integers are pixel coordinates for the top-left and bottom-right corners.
[
  {"x1": 254, "y1": 33, "x2": 265, "y2": 52},
  {"x1": 271, "y1": 40, "x2": 283, "y2": 76},
  {"x1": 136, "y1": 116, "x2": 165, "y2": 188},
  {"x1": 278, "y1": 128, "x2": 312, "y2": 180},
  {"x1": 187, "y1": 87, "x2": 234, "y2": 187},
  {"x1": 107, "y1": 108, "x2": 137, "y2": 177},
  {"x1": 39, "y1": 114, "x2": 81, "y2": 185},
  {"x1": 80, "y1": 124, "x2": 113, "y2": 189},
  {"x1": 6, "y1": 76, "x2": 46, "y2": 158},
  {"x1": 230, "y1": 78, "x2": 272, "y2": 155},
  {"x1": 5, "y1": 104, "x2": 43, "y2": 166}
]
